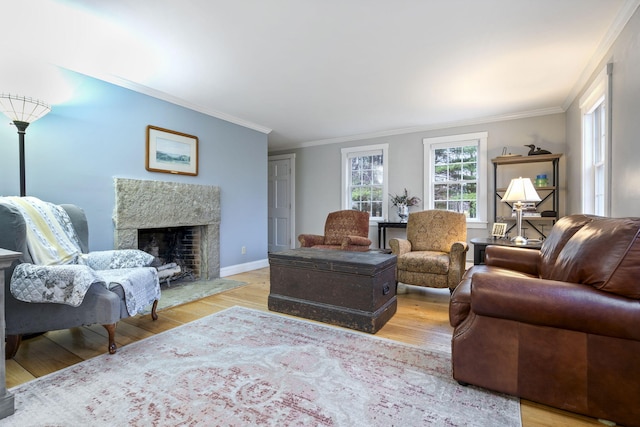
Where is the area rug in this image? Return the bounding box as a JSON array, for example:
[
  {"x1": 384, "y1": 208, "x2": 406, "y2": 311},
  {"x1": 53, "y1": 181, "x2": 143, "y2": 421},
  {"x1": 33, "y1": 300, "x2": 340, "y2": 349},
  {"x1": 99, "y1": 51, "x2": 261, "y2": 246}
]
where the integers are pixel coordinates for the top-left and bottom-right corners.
[
  {"x1": 140, "y1": 278, "x2": 247, "y2": 314},
  {"x1": 2, "y1": 307, "x2": 521, "y2": 426}
]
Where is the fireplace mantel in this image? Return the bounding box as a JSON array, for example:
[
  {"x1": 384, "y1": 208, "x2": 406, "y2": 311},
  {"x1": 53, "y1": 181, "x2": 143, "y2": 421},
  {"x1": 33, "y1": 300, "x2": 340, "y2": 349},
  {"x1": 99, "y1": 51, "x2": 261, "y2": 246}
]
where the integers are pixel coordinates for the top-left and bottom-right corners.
[{"x1": 113, "y1": 178, "x2": 221, "y2": 279}]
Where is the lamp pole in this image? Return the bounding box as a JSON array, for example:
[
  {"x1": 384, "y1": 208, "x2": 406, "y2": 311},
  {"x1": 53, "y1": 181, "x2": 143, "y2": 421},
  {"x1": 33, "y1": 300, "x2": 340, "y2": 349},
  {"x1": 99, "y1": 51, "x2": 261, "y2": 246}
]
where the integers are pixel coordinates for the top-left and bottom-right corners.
[{"x1": 14, "y1": 121, "x2": 29, "y2": 197}]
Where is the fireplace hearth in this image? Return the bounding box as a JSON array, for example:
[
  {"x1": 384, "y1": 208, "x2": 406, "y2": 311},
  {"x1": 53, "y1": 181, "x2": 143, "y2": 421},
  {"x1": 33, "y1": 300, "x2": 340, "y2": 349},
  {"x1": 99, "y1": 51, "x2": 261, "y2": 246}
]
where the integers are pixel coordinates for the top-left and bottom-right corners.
[{"x1": 113, "y1": 178, "x2": 221, "y2": 280}]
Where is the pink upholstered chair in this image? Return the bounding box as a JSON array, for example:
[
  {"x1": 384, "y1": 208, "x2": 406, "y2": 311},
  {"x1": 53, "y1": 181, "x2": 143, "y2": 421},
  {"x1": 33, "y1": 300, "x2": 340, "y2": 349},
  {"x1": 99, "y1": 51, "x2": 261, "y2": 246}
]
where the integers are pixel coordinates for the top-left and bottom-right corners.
[
  {"x1": 389, "y1": 210, "x2": 468, "y2": 292},
  {"x1": 298, "y1": 210, "x2": 372, "y2": 252}
]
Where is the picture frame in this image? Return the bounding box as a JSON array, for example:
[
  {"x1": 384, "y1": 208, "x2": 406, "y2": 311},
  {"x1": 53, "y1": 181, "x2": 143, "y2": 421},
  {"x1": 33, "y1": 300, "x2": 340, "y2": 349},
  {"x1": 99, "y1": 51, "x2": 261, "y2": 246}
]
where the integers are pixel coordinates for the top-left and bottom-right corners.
[
  {"x1": 146, "y1": 125, "x2": 198, "y2": 176},
  {"x1": 491, "y1": 222, "x2": 507, "y2": 238}
]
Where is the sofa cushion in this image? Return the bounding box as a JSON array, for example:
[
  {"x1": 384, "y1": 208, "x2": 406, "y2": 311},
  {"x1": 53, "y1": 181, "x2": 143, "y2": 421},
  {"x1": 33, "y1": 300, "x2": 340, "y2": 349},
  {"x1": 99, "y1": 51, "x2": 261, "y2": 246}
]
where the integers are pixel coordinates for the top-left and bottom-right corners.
[
  {"x1": 547, "y1": 217, "x2": 640, "y2": 299},
  {"x1": 539, "y1": 214, "x2": 595, "y2": 279},
  {"x1": 323, "y1": 210, "x2": 369, "y2": 246},
  {"x1": 397, "y1": 251, "x2": 449, "y2": 274}
]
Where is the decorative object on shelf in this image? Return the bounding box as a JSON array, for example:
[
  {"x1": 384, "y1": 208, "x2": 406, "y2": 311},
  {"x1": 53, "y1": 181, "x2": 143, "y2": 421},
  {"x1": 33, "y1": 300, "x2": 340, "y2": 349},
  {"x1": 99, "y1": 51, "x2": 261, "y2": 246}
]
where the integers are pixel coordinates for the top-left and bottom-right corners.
[
  {"x1": 0, "y1": 94, "x2": 51, "y2": 197},
  {"x1": 146, "y1": 125, "x2": 199, "y2": 176},
  {"x1": 535, "y1": 174, "x2": 548, "y2": 187},
  {"x1": 501, "y1": 177, "x2": 541, "y2": 245},
  {"x1": 525, "y1": 144, "x2": 552, "y2": 156},
  {"x1": 497, "y1": 147, "x2": 522, "y2": 158},
  {"x1": 491, "y1": 222, "x2": 507, "y2": 238},
  {"x1": 389, "y1": 188, "x2": 421, "y2": 223}
]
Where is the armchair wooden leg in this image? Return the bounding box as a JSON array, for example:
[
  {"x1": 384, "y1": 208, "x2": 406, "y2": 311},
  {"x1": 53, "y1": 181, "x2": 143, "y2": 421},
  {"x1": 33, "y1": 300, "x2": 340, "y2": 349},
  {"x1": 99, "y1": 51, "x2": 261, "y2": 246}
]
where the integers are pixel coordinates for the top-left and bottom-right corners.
[
  {"x1": 103, "y1": 323, "x2": 117, "y2": 354},
  {"x1": 5, "y1": 334, "x2": 22, "y2": 360},
  {"x1": 151, "y1": 299, "x2": 159, "y2": 321}
]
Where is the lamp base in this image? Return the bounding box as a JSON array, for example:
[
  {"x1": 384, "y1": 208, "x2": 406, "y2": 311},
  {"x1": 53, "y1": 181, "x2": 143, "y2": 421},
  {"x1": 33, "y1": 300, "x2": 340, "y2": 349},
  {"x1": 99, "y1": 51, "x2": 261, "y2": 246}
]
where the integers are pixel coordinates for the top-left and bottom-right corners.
[{"x1": 512, "y1": 235, "x2": 528, "y2": 245}]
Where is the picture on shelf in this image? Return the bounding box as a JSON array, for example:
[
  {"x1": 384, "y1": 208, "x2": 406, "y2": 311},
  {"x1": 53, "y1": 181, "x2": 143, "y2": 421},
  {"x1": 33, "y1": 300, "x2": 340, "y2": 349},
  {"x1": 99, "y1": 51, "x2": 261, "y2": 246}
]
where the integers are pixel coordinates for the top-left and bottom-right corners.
[{"x1": 491, "y1": 222, "x2": 507, "y2": 238}]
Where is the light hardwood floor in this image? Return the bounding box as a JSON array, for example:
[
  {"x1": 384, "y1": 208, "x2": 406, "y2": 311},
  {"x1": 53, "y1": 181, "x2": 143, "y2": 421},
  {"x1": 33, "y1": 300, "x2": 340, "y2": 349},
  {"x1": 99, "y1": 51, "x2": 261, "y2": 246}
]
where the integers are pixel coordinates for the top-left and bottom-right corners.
[{"x1": 6, "y1": 267, "x2": 604, "y2": 426}]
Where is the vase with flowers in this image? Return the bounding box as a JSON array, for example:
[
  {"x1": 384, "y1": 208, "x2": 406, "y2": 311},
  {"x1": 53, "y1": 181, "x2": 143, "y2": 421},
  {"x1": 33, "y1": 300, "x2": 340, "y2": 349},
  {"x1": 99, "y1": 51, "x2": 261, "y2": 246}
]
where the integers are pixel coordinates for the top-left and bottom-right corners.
[{"x1": 390, "y1": 188, "x2": 421, "y2": 222}]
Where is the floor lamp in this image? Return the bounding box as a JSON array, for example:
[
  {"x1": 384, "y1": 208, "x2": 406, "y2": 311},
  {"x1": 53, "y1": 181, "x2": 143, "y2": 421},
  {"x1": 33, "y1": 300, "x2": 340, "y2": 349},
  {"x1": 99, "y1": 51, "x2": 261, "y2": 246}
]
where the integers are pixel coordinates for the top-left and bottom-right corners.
[
  {"x1": 0, "y1": 94, "x2": 51, "y2": 197},
  {"x1": 502, "y1": 177, "x2": 541, "y2": 245}
]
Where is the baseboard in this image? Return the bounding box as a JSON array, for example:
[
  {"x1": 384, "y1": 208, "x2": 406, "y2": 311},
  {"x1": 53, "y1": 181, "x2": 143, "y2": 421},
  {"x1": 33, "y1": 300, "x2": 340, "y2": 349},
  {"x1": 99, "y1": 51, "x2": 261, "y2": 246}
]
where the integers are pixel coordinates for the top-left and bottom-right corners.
[{"x1": 220, "y1": 258, "x2": 269, "y2": 277}]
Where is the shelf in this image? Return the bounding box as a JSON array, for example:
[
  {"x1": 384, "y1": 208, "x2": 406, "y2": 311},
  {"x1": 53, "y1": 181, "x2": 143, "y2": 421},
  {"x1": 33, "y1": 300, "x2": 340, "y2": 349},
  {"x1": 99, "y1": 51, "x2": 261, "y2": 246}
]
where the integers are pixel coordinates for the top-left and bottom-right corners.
[
  {"x1": 496, "y1": 217, "x2": 557, "y2": 221},
  {"x1": 491, "y1": 153, "x2": 562, "y2": 165},
  {"x1": 492, "y1": 153, "x2": 562, "y2": 239},
  {"x1": 496, "y1": 186, "x2": 556, "y2": 192}
]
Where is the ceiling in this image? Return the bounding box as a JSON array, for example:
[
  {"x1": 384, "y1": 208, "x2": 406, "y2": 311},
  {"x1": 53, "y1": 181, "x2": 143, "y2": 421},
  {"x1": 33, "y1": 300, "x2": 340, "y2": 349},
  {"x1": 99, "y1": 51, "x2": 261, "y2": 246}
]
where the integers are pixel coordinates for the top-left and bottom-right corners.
[{"x1": 3, "y1": 0, "x2": 639, "y2": 150}]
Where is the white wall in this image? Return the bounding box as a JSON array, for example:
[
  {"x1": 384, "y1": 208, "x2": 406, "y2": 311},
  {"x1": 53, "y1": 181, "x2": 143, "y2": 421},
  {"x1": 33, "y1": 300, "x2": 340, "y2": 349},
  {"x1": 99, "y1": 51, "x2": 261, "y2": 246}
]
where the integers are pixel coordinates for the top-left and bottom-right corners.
[{"x1": 565, "y1": 6, "x2": 640, "y2": 216}]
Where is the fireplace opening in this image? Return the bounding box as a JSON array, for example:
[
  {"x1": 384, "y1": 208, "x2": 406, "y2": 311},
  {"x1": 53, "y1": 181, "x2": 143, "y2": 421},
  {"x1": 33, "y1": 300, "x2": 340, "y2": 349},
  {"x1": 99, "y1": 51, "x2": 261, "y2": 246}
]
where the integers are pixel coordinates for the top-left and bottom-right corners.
[{"x1": 138, "y1": 226, "x2": 202, "y2": 285}]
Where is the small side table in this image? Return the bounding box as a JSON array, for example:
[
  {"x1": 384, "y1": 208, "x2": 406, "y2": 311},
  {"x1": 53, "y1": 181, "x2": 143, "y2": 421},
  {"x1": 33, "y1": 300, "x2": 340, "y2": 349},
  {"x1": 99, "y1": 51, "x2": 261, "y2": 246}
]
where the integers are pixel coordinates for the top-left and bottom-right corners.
[
  {"x1": 377, "y1": 222, "x2": 407, "y2": 249},
  {"x1": 470, "y1": 237, "x2": 542, "y2": 265}
]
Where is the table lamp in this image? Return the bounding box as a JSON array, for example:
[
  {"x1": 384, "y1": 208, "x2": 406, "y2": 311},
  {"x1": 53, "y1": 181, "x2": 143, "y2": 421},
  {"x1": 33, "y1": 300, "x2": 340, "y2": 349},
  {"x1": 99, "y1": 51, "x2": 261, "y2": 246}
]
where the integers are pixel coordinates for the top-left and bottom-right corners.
[{"x1": 502, "y1": 177, "x2": 541, "y2": 245}]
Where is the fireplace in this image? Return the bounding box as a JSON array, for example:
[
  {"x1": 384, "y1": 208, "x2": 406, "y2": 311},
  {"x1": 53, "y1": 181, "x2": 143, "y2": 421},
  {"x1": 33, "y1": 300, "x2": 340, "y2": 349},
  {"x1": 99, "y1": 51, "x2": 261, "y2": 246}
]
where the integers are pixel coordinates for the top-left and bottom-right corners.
[
  {"x1": 113, "y1": 178, "x2": 221, "y2": 280},
  {"x1": 139, "y1": 226, "x2": 202, "y2": 281}
]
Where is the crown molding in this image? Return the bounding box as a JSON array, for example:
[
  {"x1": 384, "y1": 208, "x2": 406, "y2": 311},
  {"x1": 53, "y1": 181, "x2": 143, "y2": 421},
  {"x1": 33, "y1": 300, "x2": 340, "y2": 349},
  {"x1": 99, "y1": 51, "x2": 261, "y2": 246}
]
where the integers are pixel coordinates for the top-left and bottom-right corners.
[
  {"x1": 562, "y1": 0, "x2": 640, "y2": 110},
  {"x1": 76, "y1": 70, "x2": 273, "y2": 135},
  {"x1": 284, "y1": 106, "x2": 564, "y2": 150}
]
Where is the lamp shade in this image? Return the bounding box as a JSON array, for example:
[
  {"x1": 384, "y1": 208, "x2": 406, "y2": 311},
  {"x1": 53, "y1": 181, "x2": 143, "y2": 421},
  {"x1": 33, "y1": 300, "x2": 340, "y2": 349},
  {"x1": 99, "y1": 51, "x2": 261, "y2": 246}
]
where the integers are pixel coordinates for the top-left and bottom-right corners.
[
  {"x1": 502, "y1": 177, "x2": 541, "y2": 203},
  {"x1": 0, "y1": 93, "x2": 51, "y2": 124}
]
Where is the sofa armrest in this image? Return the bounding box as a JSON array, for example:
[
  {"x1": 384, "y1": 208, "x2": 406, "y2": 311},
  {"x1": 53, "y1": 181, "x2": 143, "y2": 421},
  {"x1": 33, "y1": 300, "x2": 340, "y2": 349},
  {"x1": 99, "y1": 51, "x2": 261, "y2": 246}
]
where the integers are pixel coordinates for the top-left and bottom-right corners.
[
  {"x1": 448, "y1": 241, "x2": 469, "y2": 289},
  {"x1": 343, "y1": 235, "x2": 371, "y2": 247},
  {"x1": 485, "y1": 245, "x2": 540, "y2": 276},
  {"x1": 297, "y1": 234, "x2": 325, "y2": 247},
  {"x1": 389, "y1": 238, "x2": 411, "y2": 256},
  {"x1": 470, "y1": 272, "x2": 640, "y2": 341},
  {"x1": 84, "y1": 249, "x2": 154, "y2": 270}
]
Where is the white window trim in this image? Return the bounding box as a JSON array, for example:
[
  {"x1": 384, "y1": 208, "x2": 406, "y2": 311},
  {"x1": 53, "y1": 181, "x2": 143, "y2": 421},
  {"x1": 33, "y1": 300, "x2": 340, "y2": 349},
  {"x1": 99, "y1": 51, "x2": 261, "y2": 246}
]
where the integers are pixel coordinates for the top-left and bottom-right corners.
[
  {"x1": 423, "y1": 132, "x2": 487, "y2": 229},
  {"x1": 341, "y1": 143, "x2": 389, "y2": 223},
  {"x1": 579, "y1": 64, "x2": 612, "y2": 216}
]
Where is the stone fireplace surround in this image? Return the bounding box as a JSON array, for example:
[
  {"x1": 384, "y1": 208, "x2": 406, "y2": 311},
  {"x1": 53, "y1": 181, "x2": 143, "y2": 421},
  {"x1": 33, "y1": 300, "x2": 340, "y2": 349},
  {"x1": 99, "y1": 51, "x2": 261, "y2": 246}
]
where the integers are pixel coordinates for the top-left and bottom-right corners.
[{"x1": 113, "y1": 178, "x2": 221, "y2": 280}]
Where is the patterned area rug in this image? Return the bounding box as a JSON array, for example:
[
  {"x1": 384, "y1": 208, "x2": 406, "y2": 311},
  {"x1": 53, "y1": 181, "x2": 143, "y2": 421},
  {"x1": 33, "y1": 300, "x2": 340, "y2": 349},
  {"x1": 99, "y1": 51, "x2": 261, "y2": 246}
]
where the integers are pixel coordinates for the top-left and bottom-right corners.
[
  {"x1": 139, "y1": 278, "x2": 247, "y2": 314},
  {"x1": 2, "y1": 307, "x2": 521, "y2": 426}
]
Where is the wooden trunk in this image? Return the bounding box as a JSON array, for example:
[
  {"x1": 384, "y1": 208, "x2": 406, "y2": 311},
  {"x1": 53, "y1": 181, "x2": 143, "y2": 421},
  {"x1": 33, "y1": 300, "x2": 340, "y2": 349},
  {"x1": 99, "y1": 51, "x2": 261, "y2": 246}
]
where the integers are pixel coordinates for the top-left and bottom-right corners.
[{"x1": 268, "y1": 248, "x2": 397, "y2": 333}]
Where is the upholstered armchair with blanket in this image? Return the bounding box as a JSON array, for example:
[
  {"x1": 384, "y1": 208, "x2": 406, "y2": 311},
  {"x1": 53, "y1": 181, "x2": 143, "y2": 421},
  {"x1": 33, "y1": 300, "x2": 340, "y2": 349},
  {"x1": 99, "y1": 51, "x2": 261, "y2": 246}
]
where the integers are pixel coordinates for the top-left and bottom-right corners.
[
  {"x1": 298, "y1": 210, "x2": 372, "y2": 251},
  {"x1": 389, "y1": 210, "x2": 468, "y2": 293},
  {"x1": 0, "y1": 197, "x2": 160, "y2": 359}
]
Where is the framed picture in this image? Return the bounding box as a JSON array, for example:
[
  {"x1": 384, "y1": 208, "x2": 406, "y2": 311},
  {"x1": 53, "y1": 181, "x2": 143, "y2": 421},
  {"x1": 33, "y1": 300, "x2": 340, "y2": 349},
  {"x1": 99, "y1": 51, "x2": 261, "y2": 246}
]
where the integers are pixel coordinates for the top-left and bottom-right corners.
[
  {"x1": 491, "y1": 222, "x2": 507, "y2": 238},
  {"x1": 146, "y1": 125, "x2": 198, "y2": 176}
]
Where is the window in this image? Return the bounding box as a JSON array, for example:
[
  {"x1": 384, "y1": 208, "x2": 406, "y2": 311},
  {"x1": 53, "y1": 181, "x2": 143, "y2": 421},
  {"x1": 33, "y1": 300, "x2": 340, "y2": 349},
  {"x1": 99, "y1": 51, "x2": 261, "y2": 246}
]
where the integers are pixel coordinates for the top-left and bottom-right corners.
[
  {"x1": 580, "y1": 64, "x2": 611, "y2": 216},
  {"x1": 423, "y1": 132, "x2": 487, "y2": 227},
  {"x1": 341, "y1": 144, "x2": 389, "y2": 221}
]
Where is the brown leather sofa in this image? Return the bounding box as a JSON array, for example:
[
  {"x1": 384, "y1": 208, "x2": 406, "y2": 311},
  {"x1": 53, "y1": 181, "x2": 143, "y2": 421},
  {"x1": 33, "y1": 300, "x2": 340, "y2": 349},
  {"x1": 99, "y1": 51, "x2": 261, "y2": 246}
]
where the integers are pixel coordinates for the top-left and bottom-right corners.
[{"x1": 450, "y1": 214, "x2": 640, "y2": 427}]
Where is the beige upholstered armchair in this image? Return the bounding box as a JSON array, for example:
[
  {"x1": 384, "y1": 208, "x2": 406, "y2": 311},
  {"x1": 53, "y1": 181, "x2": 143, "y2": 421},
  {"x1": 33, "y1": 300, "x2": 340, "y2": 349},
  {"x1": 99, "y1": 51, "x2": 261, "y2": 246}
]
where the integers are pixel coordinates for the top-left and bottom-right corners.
[
  {"x1": 298, "y1": 210, "x2": 372, "y2": 252},
  {"x1": 389, "y1": 210, "x2": 468, "y2": 293}
]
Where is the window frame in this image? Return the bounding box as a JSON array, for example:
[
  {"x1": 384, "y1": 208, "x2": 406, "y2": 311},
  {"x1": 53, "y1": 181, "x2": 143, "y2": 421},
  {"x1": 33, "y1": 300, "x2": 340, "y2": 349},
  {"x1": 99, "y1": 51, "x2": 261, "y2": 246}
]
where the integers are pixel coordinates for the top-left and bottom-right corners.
[
  {"x1": 341, "y1": 144, "x2": 389, "y2": 223},
  {"x1": 423, "y1": 132, "x2": 487, "y2": 228},
  {"x1": 579, "y1": 64, "x2": 612, "y2": 216}
]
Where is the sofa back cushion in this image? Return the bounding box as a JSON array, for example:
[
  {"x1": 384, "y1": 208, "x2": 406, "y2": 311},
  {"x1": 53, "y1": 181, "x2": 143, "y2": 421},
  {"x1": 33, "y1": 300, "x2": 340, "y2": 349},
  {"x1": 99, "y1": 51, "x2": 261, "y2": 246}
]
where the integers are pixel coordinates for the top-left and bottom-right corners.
[
  {"x1": 546, "y1": 217, "x2": 640, "y2": 299},
  {"x1": 323, "y1": 210, "x2": 370, "y2": 245},
  {"x1": 406, "y1": 210, "x2": 466, "y2": 252},
  {"x1": 539, "y1": 214, "x2": 596, "y2": 279}
]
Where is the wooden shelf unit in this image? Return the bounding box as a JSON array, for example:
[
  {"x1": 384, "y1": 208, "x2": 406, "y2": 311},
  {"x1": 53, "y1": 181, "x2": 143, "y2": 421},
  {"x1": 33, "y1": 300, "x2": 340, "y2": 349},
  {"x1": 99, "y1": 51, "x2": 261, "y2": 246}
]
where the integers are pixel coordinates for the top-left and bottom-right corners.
[{"x1": 492, "y1": 153, "x2": 562, "y2": 239}]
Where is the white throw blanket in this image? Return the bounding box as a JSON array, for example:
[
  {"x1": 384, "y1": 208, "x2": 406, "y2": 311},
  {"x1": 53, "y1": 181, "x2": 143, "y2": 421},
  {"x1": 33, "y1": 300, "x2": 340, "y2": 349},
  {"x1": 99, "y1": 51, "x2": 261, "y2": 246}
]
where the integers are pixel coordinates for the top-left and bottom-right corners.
[
  {"x1": 4, "y1": 196, "x2": 82, "y2": 265},
  {"x1": 3, "y1": 197, "x2": 160, "y2": 313}
]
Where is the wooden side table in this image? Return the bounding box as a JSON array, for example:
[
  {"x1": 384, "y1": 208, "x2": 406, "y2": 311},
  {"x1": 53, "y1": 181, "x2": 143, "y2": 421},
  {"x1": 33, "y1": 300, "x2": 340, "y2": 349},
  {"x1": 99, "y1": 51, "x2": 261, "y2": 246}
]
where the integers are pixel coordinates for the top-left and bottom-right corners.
[
  {"x1": 377, "y1": 222, "x2": 407, "y2": 248},
  {"x1": 470, "y1": 237, "x2": 541, "y2": 265},
  {"x1": 0, "y1": 248, "x2": 20, "y2": 419}
]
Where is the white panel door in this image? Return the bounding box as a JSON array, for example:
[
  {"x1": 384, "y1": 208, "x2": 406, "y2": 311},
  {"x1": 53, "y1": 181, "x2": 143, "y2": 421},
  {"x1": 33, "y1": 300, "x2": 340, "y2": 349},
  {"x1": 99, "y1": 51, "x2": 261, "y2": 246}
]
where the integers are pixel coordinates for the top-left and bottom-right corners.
[{"x1": 268, "y1": 155, "x2": 295, "y2": 252}]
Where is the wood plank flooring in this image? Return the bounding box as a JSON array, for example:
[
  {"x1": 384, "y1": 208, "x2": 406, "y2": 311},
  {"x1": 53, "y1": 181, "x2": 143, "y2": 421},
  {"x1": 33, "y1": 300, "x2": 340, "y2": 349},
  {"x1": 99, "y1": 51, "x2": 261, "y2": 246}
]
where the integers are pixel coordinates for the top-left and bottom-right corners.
[{"x1": 6, "y1": 267, "x2": 604, "y2": 426}]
